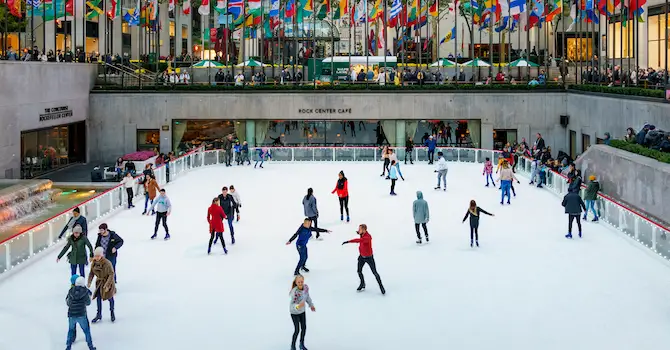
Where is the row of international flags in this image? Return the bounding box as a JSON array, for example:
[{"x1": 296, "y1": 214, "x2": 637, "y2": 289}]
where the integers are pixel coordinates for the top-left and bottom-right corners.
[{"x1": 2, "y1": 0, "x2": 650, "y2": 44}]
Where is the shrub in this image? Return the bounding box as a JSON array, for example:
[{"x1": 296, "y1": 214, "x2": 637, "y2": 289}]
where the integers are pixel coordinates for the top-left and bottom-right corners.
[
  {"x1": 569, "y1": 84, "x2": 665, "y2": 99},
  {"x1": 122, "y1": 151, "x2": 156, "y2": 161},
  {"x1": 609, "y1": 140, "x2": 670, "y2": 164}
]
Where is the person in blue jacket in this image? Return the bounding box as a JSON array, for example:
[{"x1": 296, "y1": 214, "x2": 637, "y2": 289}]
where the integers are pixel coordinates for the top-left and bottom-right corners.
[
  {"x1": 59, "y1": 207, "x2": 88, "y2": 239},
  {"x1": 233, "y1": 140, "x2": 241, "y2": 165},
  {"x1": 286, "y1": 218, "x2": 331, "y2": 276},
  {"x1": 424, "y1": 135, "x2": 437, "y2": 164},
  {"x1": 240, "y1": 141, "x2": 251, "y2": 165},
  {"x1": 255, "y1": 148, "x2": 272, "y2": 168}
]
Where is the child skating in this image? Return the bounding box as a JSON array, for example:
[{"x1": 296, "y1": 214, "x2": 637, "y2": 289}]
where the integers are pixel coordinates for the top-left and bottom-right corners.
[
  {"x1": 255, "y1": 147, "x2": 272, "y2": 168},
  {"x1": 483, "y1": 157, "x2": 495, "y2": 187}
]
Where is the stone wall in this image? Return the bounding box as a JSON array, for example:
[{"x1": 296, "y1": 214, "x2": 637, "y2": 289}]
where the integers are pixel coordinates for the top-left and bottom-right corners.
[
  {"x1": 575, "y1": 145, "x2": 670, "y2": 227},
  {"x1": 0, "y1": 62, "x2": 97, "y2": 178},
  {"x1": 88, "y1": 91, "x2": 568, "y2": 162}
]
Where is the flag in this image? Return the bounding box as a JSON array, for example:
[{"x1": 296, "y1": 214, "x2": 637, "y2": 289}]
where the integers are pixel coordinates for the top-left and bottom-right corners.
[
  {"x1": 183, "y1": 0, "x2": 191, "y2": 14},
  {"x1": 284, "y1": 0, "x2": 295, "y2": 18},
  {"x1": 525, "y1": 0, "x2": 544, "y2": 29},
  {"x1": 109, "y1": 0, "x2": 121, "y2": 19},
  {"x1": 509, "y1": 0, "x2": 525, "y2": 15},
  {"x1": 302, "y1": 0, "x2": 313, "y2": 14},
  {"x1": 368, "y1": 0, "x2": 382, "y2": 22},
  {"x1": 389, "y1": 0, "x2": 402, "y2": 21},
  {"x1": 597, "y1": 0, "x2": 616, "y2": 16},
  {"x1": 429, "y1": 0, "x2": 438, "y2": 17},
  {"x1": 247, "y1": 0, "x2": 262, "y2": 25},
  {"x1": 545, "y1": 0, "x2": 562, "y2": 21},
  {"x1": 214, "y1": 0, "x2": 226, "y2": 13},
  {"x1": 149, "y1": 0, "x2": 157, "y2": 20},
  {"x1": 169, "y1": 0, "x2": 175, "y2": 12},
  {"x1": 339, "y1": 0, "x2": 348, "y2": 15},
  {"x1": 123, "y1": 7, "x2": 140, "y2": 25},
  {"x1": 199, "y1": 0, "x2": 210, "y2": 15},
  {"x1": 270, "y1": 0, "x2": 280, "y2": 26},
  {"x1": 7, "y1": 0, "x2": 21, "y2": 17},
  {"x1": 494, "y1": 15, "x2": 508, "y2": 31},
  {"x1": 86, "y1": 0, "x2": 103, "y2": 19},
  {"x1": 228, "y1": 0, "x2": 243, "y2": 19},
  {"x1": 316, "y1": 0, "x2": 328, "y2": 19},
  {"x1": 439, "y1": 26, "x2": 456, "y2": 44}
]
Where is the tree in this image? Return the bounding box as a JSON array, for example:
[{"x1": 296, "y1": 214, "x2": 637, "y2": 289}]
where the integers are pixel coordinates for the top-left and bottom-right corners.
[{"x1": 0, "y1": 6, "x2": 28, "y2": 34}]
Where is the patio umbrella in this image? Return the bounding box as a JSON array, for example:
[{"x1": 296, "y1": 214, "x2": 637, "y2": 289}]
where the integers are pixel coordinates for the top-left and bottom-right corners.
[
  {"x1": 192, "y1": 60, "x2": 225, "y2": 68},
  {"x1": 430, "y1": 59, "x2": 457, "y2": 67},
  {"x1": 236, "y1": 59, "x2": 268, "y2": 67},
  {"x1": 461, "y1": 58, "x2": 492, "y2": 67},
  {"x1": 508, "y1": 58, "x2": 540, "y2": 67}
]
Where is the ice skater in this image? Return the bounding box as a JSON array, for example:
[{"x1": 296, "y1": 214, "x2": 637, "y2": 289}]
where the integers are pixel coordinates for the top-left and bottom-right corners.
[
  {"x1": 562, "y1": 190, "x2": 586, "y2": 239},
  {"x1": 207, "y1": 197, "x2": 228, "y2": 255},
  {"x1": 240, "y1": 141, "x2": 251, "y2": 165},
  {"x1": 412, "y1": 191, "x2": 429, "y2": 244},
  {"x1": 425, "y1": 135, "x2": 437, "y2": 164},
  {"x1": 65, "y1": 275, "x2": 96, "y2": 350},
  {"x1": 57, "y1": 225, "x2": 94, "y2": 277},
  {"x1": 496, "y1": 160, "x2": 519, "y2": 205},
  {"x1": 59, "y1": 207, "x2": 88, "y2": 239},
  {"x1": 88, "y1": 247, "x2": 116, "y2": 323},
  {"x1": 286, "y1": 218, "x2": 331, "y2": 275},
  {"x1": 583, "y1": 175, "x2": 600, "y2": 222},
  {"x1": 331, "y1": 171, "x2": 350, "y2": 222},
  {"x1": 95, "y1": 224, "x2": 123, "y2": 283},
  {"x1": 434, "y1": 151, "x2": 448, "y2": 190},
  {"x1": 229, "y1": 185, "x2": 242, "y2": 222},
  {"x1": 389, "y1": 160, "x2": 399, "y2": 195},
  {"x1": 462, "y1": 200, "x2": 493, "y2": 247},
  {"x1": 149, "y1": 189, "x2": 171, "y2": 240},
  {"x1": 390, "y1": 151, "x2": 405, "y2": 180},
  {"x1": 342, "y1": 224, "x2": 385, "y2": 294},
  {"x1": 380, "y1": 146, "x2": 391, "y2": 177},
  {"x1": 302, "y1": 188, "x2": 322, "y2": 239},
  {"x1": 120, "y1": 172, "x2": 136, "y2": 208},
  {"x1": 404, "y1": 137, "x2": 414, "y2": 164},
  {"x1": 254, "y1": 147, "x2": 272, "y2": 168},
  {"x1": 289, "y1": 274, "x2": 315, "y2": 350},
  {"x1": 482, "y1": 157, "x2": 495, "y2": 187},
  {"x1": 217, "y1": 186, "x2": 239, "y2": 244},
  {"x1": 143, "y1": 174, "x2": 161, "y2": 215}
]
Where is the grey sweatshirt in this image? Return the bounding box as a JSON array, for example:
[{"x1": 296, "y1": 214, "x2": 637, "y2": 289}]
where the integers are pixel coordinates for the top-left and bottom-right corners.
[
  {"x1": 150, "y1": 195, "x2": 172, "y2": 213},
  {"x1": 289, "y1": 285, "x2": 314, "y2": 315},
  {"x1": 302, "y1": 195, "x2": 318, "y2": 218}
]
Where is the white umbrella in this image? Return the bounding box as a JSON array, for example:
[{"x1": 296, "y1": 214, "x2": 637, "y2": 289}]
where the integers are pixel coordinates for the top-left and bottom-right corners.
[
  {"x1": 461, "y1": 58, "x2": 492, "y2": 67},
  {"x1": 236, "y1": 59, "x2": 268, "y2": 67}
]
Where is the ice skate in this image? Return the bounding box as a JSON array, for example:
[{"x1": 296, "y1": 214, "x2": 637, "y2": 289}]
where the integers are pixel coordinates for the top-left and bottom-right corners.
[
  {"x1": 150, "y1": 234, "x2": 157, "y2": 240},
  {"x1": 164, "y1": 234, "x2": 170, "y2": 240},
  {"x1": 110, "y1": 310, "x2": 116, "y2": 322},
  {"x1": 357, "y1": 284, "x2": 365, "y2": 292},
  {"x1": 91, "y1": 314, "x2": 102, "y2": 323},
  {"x1": 476, "y1": 241, "x2": 479, "y2": 247},
  {"x1": 565, "y1": 233, "x2": 573, "y2": 239},
  {"x1": 416, "y1": 239, "x2": 422, "y2": 244},
  {"x1": 301, "y1": 266, "x2": 310, "y2": 273},
  {"x1": 346, "y1": 216, "x2": 350, "y2": 222}
]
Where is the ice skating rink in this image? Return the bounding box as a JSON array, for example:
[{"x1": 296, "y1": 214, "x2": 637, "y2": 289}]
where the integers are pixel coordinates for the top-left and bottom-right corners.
[{"x1": 2, "y1": 162, "x2": 670, "y2": 350}]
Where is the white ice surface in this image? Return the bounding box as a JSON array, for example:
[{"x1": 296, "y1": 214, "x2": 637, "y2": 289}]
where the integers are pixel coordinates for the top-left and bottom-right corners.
[{"x1": 1, "y1": 162, "x2": 670, "y2": 350}]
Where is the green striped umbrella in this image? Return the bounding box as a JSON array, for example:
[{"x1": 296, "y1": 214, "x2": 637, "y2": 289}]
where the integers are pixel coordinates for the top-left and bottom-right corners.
[
  {"x1": 508, "y1": 58, "x2": 540, "y2": 67},
  {"x1": 192, "y1": 60, "x2": 225, "y2": 68},
  {"x1": 430, "y1": 58, "x2": 457, "y2": 67}
]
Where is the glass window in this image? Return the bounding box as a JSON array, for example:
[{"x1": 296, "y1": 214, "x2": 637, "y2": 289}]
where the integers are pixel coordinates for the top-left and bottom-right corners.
[
  {"x1": 256, "y1": 120, "x2": 383, "y2": 146},
  {"x1": 647, "y1": 14, "x2": 670, "y2": 69},
  {"x1": 20, "y1": 126, "x2": 73, "y2": 179},
  {"x1": 582, "y1": 134, "x2": 591, "y2": 153},
  {"x1": 410, "y1": 120, "x2": 480, "y2": 148},
  {"x1": 137, "y1": 129, "x2": 160, "y2": 152},
  {"x1": 172, "y1": 120, "x2": 244, "y2": 152}
]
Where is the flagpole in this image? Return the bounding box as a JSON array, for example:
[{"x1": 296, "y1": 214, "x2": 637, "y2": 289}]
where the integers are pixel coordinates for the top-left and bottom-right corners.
[
  {"x1": 619, "y1": 2, "x2": 622, "y2": 86},
  {"x1": 434, "y1": 0, "x2": 438, "y2": 70},
  {"x1": 311, "y1": 1, "x2": 315, "y2": 87},
  {"x1": 242, "y1": 0, "x2": 246, "y2": 77},
  {"x1": 330, "y1": 0, "x2": 334, "y2": 84},
  {"x1": 260, "y1": 0, "x2": 264, "y2": 81},
  {"x1": 364, "y1": 0, "x2": 369, "y2": 84},
  {"x1": 292, "y1": 0, "x2": 296, "y2": 84},
  {"x1": 383, "y1": 0, "x2": 387, "y2": 74},
  {"x1": 348, "y1": 0, "x2": 352, "y2": 83},
  {"x1": 665, "y1": 0, "x2": 668, "y2": 84},
  {"x1": 455, "y1": 3, "x2": 459, "y2": 86}
]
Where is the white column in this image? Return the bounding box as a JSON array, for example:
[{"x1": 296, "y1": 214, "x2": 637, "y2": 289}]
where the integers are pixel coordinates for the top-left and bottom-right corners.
[
  {"x1": 160, "y1": 3, "x2": 171, "y2": 56},
  {"x1": 637, "y1": 4, "x2": 649, "y2": 69}
]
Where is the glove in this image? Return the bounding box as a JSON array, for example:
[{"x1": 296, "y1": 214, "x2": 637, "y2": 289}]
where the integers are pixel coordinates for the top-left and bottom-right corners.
[
  {"x1": 237, "y1": 214, "x2": 240, "y2": 221},
  {"x1": 341, "y1": 241, "x2": 348, "y2": 245}
]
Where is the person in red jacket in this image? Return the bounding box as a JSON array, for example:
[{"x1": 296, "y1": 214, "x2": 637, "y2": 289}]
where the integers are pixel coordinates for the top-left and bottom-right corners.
[
  {"x1": 207, "y1": 198, "x2": 228, "y2": 255},
  {"x1": 331, "y1": 171, "x2": 350, "y2": 222},
  {"x1": 342, "y1": 224, "x2": 385, "y2": 295}
]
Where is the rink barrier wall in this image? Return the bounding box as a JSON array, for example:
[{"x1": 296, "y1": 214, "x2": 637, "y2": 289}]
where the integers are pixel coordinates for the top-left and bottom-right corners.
[
  {"x1": 0, "y1": 147, "x2": 205, "y2": 275},
  {"x1": 0, "y1": 146, "x2": 496, "y2": 275},
  {"x1": 516, "y1": 157, "x2": 670, "y2": 261}
]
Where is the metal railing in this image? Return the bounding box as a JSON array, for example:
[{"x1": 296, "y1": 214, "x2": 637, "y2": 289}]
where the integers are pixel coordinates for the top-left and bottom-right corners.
[{"x1": 515, "y1": 157, "x2": 670, "y2": 260}]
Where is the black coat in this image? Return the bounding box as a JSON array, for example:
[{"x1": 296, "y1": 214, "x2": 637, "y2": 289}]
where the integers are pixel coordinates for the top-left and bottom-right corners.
[
  {"x1": 218, "y1": 194, "x2": 238, "y2": 217},
  {"x1": 95, "y1": 231, "x2": 124, "y2": 259},
  {"x1": 462, "y1": 207, "x2": 492, "y2": 228},
  {"x1": 562, "y1": 192, "x2": 586, "y2": 215},
  {"x1": 66, "y1": 286, "x2": 91, "y2": 317}
]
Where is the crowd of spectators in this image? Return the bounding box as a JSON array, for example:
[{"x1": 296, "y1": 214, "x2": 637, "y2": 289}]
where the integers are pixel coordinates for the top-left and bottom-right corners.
[{"x1": 623, "y1": 124, "x2": 670, "y2": 152}]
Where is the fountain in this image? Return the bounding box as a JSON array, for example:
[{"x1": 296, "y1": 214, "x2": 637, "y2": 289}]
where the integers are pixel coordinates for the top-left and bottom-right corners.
[{"x1": 0, "y1": 180, "x2": 62, "y2": 235}]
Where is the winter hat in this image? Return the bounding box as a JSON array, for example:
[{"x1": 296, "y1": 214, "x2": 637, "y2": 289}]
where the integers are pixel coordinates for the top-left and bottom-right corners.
[
  {"x1": 70, "y1": 274, "x2": 80, "y2": 285},
  {"x1": 589, "y1": 175, "x2": 596, "y2": 181},
  {"x1": 72, "y1": 225, "x2": 83, "y2": 233},
  {"x1": 75, "y1": 276, "x2": 86, "y2": 288}
]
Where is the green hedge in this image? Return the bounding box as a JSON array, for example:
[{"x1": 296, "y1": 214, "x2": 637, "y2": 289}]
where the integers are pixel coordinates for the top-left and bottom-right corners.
[
  {"x1": 94, "y1": 83, "x2": 564, "y2": 92},
  {"x1": 569, "y1": 84, "x2": 666, "y2": 98},
  {"x1": 609, "y1": 140, "x2": 670, "y2": 164}
]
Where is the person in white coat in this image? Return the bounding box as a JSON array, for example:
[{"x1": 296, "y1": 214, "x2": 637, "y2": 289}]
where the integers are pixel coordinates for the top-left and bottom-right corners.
[
  {"x1": 434, "y1": 151, "x2": 448, "y2": 191},
  {"x1": 229, "y1": 185, "x2": 242, "y2": 221},
  {"x1": 120, "y1": 172, "x2": 136, "y2": 209}
]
